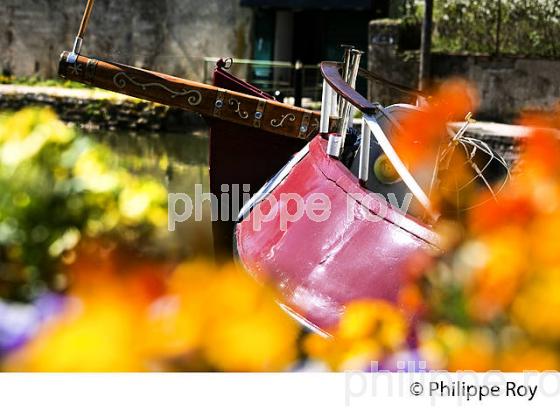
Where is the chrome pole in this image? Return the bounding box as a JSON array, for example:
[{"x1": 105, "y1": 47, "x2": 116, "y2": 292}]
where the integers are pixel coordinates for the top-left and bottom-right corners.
[
  {"x1": 338, "y1": 45, "x2": 354, "y2": 118},
  {"x1": 325, "y1": 45, "x2": 354, "y2": 157},
  {"x1": 320, "y1": 79, "x2": 333, "y2": 134},
  {"x1": 322, "y1": 79, "x2": 344, "y2": 157},
  {"x1": 337, "y1": 49, "x2": 363, "y2": 150},
  {"x1": 330, "y1": 87, "x2": 339, "y2": 118},
  {"x1": 359, "y1": 116, "x2": 371, "y2": 184}
]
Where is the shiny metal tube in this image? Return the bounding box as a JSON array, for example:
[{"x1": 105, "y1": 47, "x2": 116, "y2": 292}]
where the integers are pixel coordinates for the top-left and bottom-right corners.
[
  {"x1": 330, "y1": 88, "x2": 339, "y2": 118},
  {"x1": 320, "y1": 79, "x2": 333, "y2": 134},
  {"x1": 337, "y1": 49, "x2": 363, "y2": 145},
  {"x1": 359, "y1": 116, "x2": 371, "y2": 183},
  {"x1": 338, "y1": 45, "x2": 354, "y2": 118},
  {"x1": 322, "y1": 80, "x2": 343, "y2": 157}
]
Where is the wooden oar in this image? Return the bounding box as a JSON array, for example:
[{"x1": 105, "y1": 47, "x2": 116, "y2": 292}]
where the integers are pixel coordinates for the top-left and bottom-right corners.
[{"x1": 59, "y1": 52, "x2": 326, "y2": 140}]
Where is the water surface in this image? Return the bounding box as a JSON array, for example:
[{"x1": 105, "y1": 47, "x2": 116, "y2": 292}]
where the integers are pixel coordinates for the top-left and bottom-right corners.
[{"x1": 85, "y1": 127, "x2": 215, "y2": 258}]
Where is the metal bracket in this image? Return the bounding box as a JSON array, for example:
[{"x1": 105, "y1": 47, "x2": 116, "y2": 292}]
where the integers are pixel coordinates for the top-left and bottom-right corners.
[
  {"x1": 253, "y1": 99, "x2": 267, "y2": 128},
  {"x1": 214, "y1": 89, "x2": 227, "y2": 117},
  {"x1": 66, "y1": 37, "x2": 83, "y2": 64},
  {"x1": 298, "y1": 112, "x2": 311, "y2": 139},
  {"x1": 84, "y1": 58, "x2": 98, "y2": 83}
]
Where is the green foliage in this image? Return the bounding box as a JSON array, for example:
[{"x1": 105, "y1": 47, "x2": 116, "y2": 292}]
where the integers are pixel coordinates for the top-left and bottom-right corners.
[
  {"x1": 0, "y1": 75, "x2": 91, "y2": 89},
  {"x1": 0, "y1": 109, "x2": 168, "y2": 301},
  {"x1": 434, "y1": 0, "x2": 560, "y2": 58}
]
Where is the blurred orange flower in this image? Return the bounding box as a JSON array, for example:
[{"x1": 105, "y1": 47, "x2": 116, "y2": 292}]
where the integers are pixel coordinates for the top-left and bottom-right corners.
[
  {"x1": 499, "y1": 341, "x2": 560, "y2": 372},
  {"x1": 395, "y1": 79, "x2": 478, "y2": 165},
  {"x1": 468, "y1": 189, "x2": 536, "y2": 234},
  {"x1": 466, "y1": 226, "x2": 529, "y2": 322},
  {"x1": 512, "y1": 270, "x2": 560, "y2": 342}
]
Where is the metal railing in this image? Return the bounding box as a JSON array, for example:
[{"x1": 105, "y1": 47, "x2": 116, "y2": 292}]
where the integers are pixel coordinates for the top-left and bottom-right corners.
[{"x1": 202, "y1": 58, "x2": 323, "y2": 104}]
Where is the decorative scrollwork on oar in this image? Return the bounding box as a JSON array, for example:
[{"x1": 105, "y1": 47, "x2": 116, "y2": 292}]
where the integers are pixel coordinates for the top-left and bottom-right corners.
[
  {"x1": 271, "y1": 113, "x2": 296, "y2": 128},
  {"x1": 112, "y1": 71, "x2": 202, "y2": 106},
  {"x1": 229, "y1": 98, "x2": 249, "y2": 119}
]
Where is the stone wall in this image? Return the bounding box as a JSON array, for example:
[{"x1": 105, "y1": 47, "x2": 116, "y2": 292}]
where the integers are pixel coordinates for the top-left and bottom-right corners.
[
  {"x1": 368, "y1": 20, "x2": 560, "y2": 122},
  {"x1": 431, "y1": 54, "x2": 560, "y2": 122},
  {"x1": 0, "y1": 0, "x2": 253, "y2": 81}
]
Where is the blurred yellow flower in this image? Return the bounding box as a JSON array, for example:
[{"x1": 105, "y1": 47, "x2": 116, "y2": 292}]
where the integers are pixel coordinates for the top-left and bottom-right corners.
[
  {"x1": 0, "y1": 108, "x2": 73, "y2": 167},
  {"x1": 203, "y1": 302, "x2": 299, "y2": 371},
  {"x1": 338, "y1": 301, "x2": 407, "y2": 349},
  {"x1": 119, "y1": 180, "x2": 167, "y2": 226},
  {"x1": 73, "y1": 148, "x2": 122, "y2": 193},
  {"x1": 419, "y1": 325, "x2": 495, "y2": 371},
  {"x1": 5, "y1": 297, "x2": 147, "y2": 372},
  {"x1": 178, "y1": 263, "x2": 299, "y2": 371},
  {"x1": 144, "y1": 261, "x2": 300, "y2": 371},
  {"x1": 304, "y1": 300, "x2": 407, "y2": 371}
]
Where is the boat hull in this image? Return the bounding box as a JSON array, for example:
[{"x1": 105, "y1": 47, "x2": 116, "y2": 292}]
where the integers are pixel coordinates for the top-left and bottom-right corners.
[{"x1": 235, "y1": 136, "x2": 440, "y2": 331}]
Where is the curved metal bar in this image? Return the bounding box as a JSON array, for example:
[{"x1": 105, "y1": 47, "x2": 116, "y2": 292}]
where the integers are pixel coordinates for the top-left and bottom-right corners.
[
  {"x1": 320, "y1": 62, "x2": 378, "y2": 115},
  {"x1": 320, "y1": 62, "x2": 429, "y2": 115}
]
